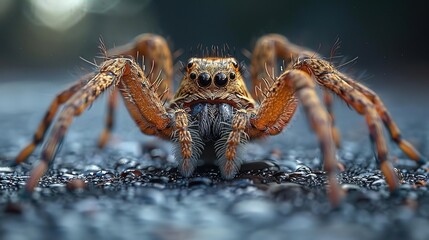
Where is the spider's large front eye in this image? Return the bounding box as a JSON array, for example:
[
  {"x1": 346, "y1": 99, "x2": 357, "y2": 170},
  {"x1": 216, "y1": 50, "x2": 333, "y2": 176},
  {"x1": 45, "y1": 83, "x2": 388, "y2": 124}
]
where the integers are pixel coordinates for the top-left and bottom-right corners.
[
  {"x1": 197, "y1": 72, "x2": 211, "y2": 87},
  {"x1": 214, "y1": 72, "x2": 228, "y2": 87}
]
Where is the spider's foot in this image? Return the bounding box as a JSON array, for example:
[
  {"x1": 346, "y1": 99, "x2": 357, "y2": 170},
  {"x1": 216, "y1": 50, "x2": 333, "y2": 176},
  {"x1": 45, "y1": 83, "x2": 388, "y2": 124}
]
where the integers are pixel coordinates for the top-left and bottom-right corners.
[
  {"x1": 218, "y1": 158, "x2": 241, "y2": 180},
  {"x1": 178, "y1": 158, "x2": 197, "y2": 178},
  {"x1": 7, "y1": 161, "x2": 18, "y2": 168},
  {"x1": 416, "y1": 156, "x2": 428, "y2": 166},
  {"x1": 417, "y1": 158, "x2": 429, "y2": 172}
]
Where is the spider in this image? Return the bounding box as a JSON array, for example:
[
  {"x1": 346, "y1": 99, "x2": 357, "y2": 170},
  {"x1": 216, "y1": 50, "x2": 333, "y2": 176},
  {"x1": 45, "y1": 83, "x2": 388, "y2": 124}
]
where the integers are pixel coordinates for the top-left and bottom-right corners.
[{"x1": 13, "y1": 33, "x2": 426, "y2": 206}]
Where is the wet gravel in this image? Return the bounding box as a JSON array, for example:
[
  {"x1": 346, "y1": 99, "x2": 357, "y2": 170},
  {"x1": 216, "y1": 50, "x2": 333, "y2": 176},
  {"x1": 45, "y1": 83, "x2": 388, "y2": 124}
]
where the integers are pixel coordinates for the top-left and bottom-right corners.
[{"x1": 1, "y1": 77, "x2": 429, "y2": 240}]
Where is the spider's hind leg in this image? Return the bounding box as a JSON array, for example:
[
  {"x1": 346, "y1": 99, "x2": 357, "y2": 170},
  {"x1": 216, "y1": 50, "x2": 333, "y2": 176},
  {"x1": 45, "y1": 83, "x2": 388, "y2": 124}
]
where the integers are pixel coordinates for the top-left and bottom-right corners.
[
  {"x1": 249, "y1": 70, "x2": 344, "y2": 206},
  {"x1": 14, "y1": 74, "x2": 93, "y2": 165},
  {"x1": 97, "y1": 89, "x2": 118, "y2": 148},
  {"x1": 324, "y1": 90, "x2": 341, "y2": 148},
  {"x1": 341, "y1": 76, "x2": 427, "y2": 166},
  {"x1": 292, "y1": 57, "x2": 427, "y2": 191}
]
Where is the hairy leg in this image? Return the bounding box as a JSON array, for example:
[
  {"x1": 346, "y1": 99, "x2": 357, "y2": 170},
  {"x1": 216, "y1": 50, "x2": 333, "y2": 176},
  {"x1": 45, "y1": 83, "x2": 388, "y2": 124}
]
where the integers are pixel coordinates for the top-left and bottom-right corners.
[
  {"x1": 174, "y1": 109, "x2": 194, "y2": 177},
  {"x1": 17, "y1": 34, "x2": 174, "y2": 162},
  {"x1": 324, "y1": 90, "x2": 341, "y2": 147},
  {"x1": 14, "y1": 73, "x2": 94, "y2": 165},
  {"x1": 250, "y1": 70, "x2": 343, "y2": 206},
  {"x1": 97, "y1": 89, "x2": 118, "y2": 148},
  {"x1": 97, "y1": 34, "x2": 174, "y2": 147},
  {"x1": 25, "y1": 57, "x2": 172, "y2": 192},
  {"x1": 294, "y1": 58, "x2": 403, "y2": 191},
  {"x1": 341, "y1": 75, "x2": 427, "y2": 165},
  {"x1": 25, "y1": 67, "x2": 118, "y2": 191},
  {"x1": 220, "y1": 109, "x2": 248, "y2": 179},
  {"x1": 109, "y1": 33, "x2": 174, "y2": 99}
]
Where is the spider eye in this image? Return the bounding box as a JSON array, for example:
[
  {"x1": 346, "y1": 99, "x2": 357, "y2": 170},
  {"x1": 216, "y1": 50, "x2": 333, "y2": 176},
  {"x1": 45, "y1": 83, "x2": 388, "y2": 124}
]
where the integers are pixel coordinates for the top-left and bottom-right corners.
[
  {"x1": 189, "y1": 72, "x2": 197, "y2": 80},
  {"x1": 197, "y1": 72, "x2": 211, "y2": 87},
  {"x1": 229, "y1": 72, "x2": 236, "y2": 80},
  {"x1": 214, "y1": 72, "x2": 228, "y2": 87},
  {"x1": 231, "y1": 60, "x2": 239, "y2": 69},
  {"x1": 187, "y1": 61, "x2": 193, "y2": 69}
]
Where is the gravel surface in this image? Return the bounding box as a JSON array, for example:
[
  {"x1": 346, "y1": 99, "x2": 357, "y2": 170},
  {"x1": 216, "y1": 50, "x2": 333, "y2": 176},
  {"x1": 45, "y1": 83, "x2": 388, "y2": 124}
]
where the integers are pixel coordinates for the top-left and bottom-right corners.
[{"x1": 1, "y1": 74, "x2": 428, "y2": 240}]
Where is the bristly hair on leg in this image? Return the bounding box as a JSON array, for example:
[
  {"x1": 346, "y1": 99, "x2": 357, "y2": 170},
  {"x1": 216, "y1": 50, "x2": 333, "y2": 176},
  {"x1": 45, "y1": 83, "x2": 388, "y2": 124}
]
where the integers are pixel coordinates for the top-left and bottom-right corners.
[
  {"x1": 79, "y1": 56, "x2": 99, "y2": 69},
  {"x1": 329, "y1": 36, "x2": 342, "y2": 63},
  {"x1": 170, "y1": 121, "x2": 204, "y2": 177},
  {"x1": 98, "y1": 35, "x2": 109, "y2": 60},
  {"x1": 214, "y1": 121, "x2": 248, "y2": 179}
]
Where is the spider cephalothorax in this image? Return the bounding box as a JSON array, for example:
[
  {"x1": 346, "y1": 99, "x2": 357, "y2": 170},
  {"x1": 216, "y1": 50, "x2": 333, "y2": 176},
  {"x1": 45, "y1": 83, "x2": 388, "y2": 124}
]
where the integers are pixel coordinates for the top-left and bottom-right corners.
[
  {"x1": 171, "y1": 58, "x2": 255, "y2": 176},
  {"x1": 13, "y1": 33, "x2": 426, "y2": 206}
]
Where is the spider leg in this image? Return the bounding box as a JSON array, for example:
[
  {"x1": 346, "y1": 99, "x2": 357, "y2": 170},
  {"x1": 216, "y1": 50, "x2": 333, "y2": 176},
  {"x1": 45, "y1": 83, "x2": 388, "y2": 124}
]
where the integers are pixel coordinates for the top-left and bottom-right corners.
[
  {"x1": 96, "y1": 34, "x2": 174, "y2": 147},
  {"x1": 218, "y1": 109, "x2": 248, "y2": 179},
  {"x1": 250, "y1": 34, "x2": 318, "y2": 98},
  {"x1": 97, "y1": 89, "x2": 118, "y2": 148},
  {"x1": 293, "y1": 58, "x2": 402, "y2": 191},
  {"x1": 324, "y1": 90, "x2": 341, "y2": 147},
  {"x1": 250, "y1": 70, "x2": 343, "y2": 206},
  {"x1": 341, "y1": 76, "x2": 427, "y2": 165},
  {"x1": 14, "y1": 73, "x2": 94, "y2": 165},
  {"x1": 25, "y1": 57, "x2": 173, "y2": 192},
  {"x1": 173, "y1": 109, "x2": 195, "y2": 177},
  {"x1": 109, "y1": 33, "x2": 174, "y2": 100}
]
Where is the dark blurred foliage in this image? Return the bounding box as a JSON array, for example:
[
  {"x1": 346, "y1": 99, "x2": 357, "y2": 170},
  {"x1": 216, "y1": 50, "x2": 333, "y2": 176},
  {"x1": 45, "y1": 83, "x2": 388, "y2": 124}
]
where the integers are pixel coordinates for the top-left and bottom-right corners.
[{"x1": 0, "y1": 0, "x2": 428, "y2": 76}]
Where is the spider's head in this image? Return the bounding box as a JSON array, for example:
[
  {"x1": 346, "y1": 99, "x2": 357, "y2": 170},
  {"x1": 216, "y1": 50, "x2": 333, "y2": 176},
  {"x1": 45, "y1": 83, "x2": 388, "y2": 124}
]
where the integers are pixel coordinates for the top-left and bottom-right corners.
[
  {"x1": 173, "y1": 57, "x2": 255, "y2": 108},
  {"x1": 184, "y1": 57, "x2": 240, "y2": 88}
]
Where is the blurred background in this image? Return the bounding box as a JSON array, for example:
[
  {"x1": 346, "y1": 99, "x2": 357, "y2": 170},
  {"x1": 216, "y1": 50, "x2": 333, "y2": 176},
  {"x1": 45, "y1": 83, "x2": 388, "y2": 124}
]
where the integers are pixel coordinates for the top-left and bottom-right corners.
[{"x1": 0, "y1": 0, "x2": 428, "y2": 74}]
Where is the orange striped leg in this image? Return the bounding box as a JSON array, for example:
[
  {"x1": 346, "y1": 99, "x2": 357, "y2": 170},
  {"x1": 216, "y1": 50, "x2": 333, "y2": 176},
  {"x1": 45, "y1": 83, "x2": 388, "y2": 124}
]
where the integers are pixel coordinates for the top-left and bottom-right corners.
[
  {"x1": 25, "y1": 71, "x2": 117, "y2": 192},
  {"x1": 294, "y1": 58, "x2": 400, "y2": 191},
  {"x1": 14, "y1": 74, "x2": 93, "y2": 165},
  {"x1": 220, "y1": 109, "x2": 248, "y2": 179},
  {"x1": 174, "y1": 109, "x2": 195, "y2": 177},
  {"x1": 97, "y1": 89, "x2": 118, "y2": 148},
  {"x1": 324, "y1": 90, "x2": 341, "y2": 148},
  {"x1": 109, "y1": 33, "x2": 174, "y2": 100},
  {"x1": 96, "y1": 34, "x2": 174, "y2": 147},
  {"x1": 341, "y1": 76, "x2": 427, "y2": 165},
  {"x1": 26, "y1": 57, "x2": 172, "y2": 192},
  {"x1": 250, "y1": 70, "x2": 343, "y2": 206}
]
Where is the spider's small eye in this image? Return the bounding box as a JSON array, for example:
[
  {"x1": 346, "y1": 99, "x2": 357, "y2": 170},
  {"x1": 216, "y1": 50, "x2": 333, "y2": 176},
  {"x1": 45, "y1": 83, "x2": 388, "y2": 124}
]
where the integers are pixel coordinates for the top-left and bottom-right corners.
[
  {"x1": 190, "y1": 72, "x2": 197, "y2": 80},
  {"x1": 229, "y1": 72, "x2": 236, "y2": 80},
  {"x1": 214, "y1": 72, "x2": 228, "y2": 87},
  {"x1": 187, "y1": 61, "x2": 194, "y2": 69},
  {"x1": 231, "y1": 61, "x2": 239, "y2": 69},
  {"x1": 197, "y1": 72, "x2": 211, "y2": 87}
]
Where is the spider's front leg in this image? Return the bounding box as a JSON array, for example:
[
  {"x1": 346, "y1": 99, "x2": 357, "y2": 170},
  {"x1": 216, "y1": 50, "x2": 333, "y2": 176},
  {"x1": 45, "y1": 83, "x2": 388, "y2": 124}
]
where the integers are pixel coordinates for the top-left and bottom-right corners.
[
  {"x1": 249, "y1": 70, "x2": 344, "y2": 206},
  {"x1": 15, "y1": 34, "x2": 174, "y2": 162},
  {"x1": 25, "y1": 57, "x2": 174, "y2": 192}
]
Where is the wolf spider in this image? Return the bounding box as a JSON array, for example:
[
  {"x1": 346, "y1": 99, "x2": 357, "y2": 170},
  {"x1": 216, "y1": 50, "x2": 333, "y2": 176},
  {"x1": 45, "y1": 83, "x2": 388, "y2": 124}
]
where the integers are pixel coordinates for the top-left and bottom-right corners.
[{"x1": 14, "y1": 34, "x2": 426, "y2": 206}]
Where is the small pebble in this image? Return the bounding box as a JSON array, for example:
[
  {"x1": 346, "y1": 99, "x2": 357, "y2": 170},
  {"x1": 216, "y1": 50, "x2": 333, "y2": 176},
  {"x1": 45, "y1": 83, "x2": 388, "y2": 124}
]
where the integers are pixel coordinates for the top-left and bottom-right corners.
[{"x1": 66, "y1": 179, "x2": 86, "y2": 191}]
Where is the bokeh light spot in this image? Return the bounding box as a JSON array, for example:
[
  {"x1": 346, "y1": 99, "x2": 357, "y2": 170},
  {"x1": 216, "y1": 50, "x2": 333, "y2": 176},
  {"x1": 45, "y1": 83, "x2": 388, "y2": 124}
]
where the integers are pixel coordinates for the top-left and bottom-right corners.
[{"x1": 27, "y1": 0, "x2": 87, "y2": 31}]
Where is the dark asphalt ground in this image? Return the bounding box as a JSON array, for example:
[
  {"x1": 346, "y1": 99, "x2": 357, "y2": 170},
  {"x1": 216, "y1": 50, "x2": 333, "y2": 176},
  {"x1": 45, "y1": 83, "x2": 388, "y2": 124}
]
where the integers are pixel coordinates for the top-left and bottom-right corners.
[{"x1": 0, "y1": 69, "x2": 428, "y2": 240}]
